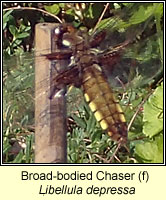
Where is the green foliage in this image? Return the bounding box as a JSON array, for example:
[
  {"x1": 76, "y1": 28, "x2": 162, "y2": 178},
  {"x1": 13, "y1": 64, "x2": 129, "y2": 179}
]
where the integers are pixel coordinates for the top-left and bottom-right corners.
[
  {"x1": 135, "y1": 134, "x2": 163, "y2": 163},
  {"x1": 3, "y1": 52, "x2": 35, "y2": 163},
  {"x1": 3, "y1": 10, "x2": 31, "y2": 56},
  {"x1": 44, "y1": 4, "x2": 60, "y2": 15},
  {"x1": 3, "y1": 2, "x2": 163, "y2": 163},
  {"x1": 143, "y1": 83, "x2": 163, "y2": 137},
  {"x1": 3, "y1": 10, "x2": 13, "y2": 30},
  {"x1": 127, "y1": 83, "x2": 163, "y2": 163}
]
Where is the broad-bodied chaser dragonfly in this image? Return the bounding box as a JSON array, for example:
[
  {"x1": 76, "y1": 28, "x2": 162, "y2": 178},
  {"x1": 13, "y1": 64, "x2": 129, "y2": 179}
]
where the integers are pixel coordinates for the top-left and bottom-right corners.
[{"x1": 41, "y1": 23, "x2": 132, "y2": 143}]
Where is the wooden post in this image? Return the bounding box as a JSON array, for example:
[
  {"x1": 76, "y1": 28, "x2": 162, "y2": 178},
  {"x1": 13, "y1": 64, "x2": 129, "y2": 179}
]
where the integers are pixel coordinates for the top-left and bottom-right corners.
[{"x1": 35, "y1": 23, "x2": 67, "y2": 163}]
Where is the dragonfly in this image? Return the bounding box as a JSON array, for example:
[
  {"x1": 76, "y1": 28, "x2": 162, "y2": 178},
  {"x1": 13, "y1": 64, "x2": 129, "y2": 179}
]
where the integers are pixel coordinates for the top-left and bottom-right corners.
[
  {"x1": 3, "y1": 16, "x2": 162, "y2": 163},
  {"x1": 40, "y1": 23, "x2": 133, "y2": 143}
]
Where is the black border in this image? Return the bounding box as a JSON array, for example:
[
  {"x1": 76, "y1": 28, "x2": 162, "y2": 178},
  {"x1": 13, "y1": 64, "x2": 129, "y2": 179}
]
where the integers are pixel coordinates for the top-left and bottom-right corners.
[{"x1": 1, "y1": 0, "x2": 165, "y2": 166}]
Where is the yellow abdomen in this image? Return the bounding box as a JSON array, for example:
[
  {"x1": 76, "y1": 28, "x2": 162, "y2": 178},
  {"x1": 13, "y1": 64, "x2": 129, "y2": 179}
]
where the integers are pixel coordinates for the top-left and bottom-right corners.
[{"x1": 82, "y1": 65, "x2": 127, "y2": 143}]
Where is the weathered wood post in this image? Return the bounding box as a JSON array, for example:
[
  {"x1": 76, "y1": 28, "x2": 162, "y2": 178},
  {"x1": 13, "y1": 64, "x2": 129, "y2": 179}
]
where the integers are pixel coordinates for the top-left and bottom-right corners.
[{"x1": 35, "y1": 23, "x2": 67, "y2": 163}]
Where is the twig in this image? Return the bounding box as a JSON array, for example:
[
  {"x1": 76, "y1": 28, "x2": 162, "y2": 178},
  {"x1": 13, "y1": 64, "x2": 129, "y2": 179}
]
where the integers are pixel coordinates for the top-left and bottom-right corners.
[
  {"x1": 3, "y1": 6, "x2": 62, "y2": 23},
  {"x1": 92, "y1": 3, "x2": 109, "y2": 34},
  {"x1": 107, "y1": 140, "x2": 122, "y2": 163},
  {"x1": 127, "y1": 90, "x2": 154, "y2": 132}
]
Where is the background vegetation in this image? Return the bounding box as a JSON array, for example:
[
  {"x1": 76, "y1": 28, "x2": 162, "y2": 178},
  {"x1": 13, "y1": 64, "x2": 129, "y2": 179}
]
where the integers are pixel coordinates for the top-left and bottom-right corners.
[{"x1": 3, "y1": 2, "x2": 163, "y2": 163}]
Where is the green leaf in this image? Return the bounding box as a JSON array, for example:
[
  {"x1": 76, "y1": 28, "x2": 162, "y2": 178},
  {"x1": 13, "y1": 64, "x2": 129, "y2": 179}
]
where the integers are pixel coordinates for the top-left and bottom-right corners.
[
  {"x1": 9, "y1": 25, "x2": 18, "y2": 37},
  {"x1": 129, "y1": 5, "x2": 154, "y2": 24},
  {"x1": 66, "y1": 8, "x2": 75, "y2": 16},
  {"x1": 3, "y1": 142, "x2": 11, "y2": 154},
  {"x1": 135, "y1": 134, "x2": 163, "y2": 163},
  {"x1": 153, "y1": 3, "x2": 163, "y2": 19},
  {"x1": 129, "y1": 3, "x2": 162, "y2": 26},
  {"x1": 86, "y1": 113, "x2": 96, "y2": 133},
  {"x1": 58, "y1": 3, "x2": 65, "y2": 8},
  {"x1": 3, "y1": 10, "x2": 13, "y2": 30},
  {"x1": 17, "y1": 32, "x2": 30, "y2": 39},
  {"x1": 3, "y1": 10, "x2": 13, "y2": 21},
  {"x1": 87, "y1": 4, "x2": 94, "y2": 19},
  {"x1": 44, "y1": 4, "x2": 60, "y2": 15},
  {"x1": 143, "y1": 83, "x2": 163, "y2": 137},
  {"x1": 91, "y1": 130, "x2": 102, "y2": 143},
  {"x1": 114, "y1": 3, "x2": 121, "y2": 9},
  {"x1": 25, "y1": 135, "x2": 34, "y2": 163},
  {"x1": 19, "y1": 23, "x2": 31, "y2": 32},
  {"x1": 122, "y1": 3, "x2": 134, "y2": 8},
  {"x1": 94, "y1": 17, "x2": 118, "y2": 32},
  {"x1": 72, "y1": 114, "x2": 86, "y2": 129}
]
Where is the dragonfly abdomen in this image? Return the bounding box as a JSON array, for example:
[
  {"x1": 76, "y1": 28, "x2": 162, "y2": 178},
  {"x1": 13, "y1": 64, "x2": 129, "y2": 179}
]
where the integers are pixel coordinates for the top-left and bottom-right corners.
[{"x1": 82, "y1": 65, "x2": 127, "y2": 143}]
